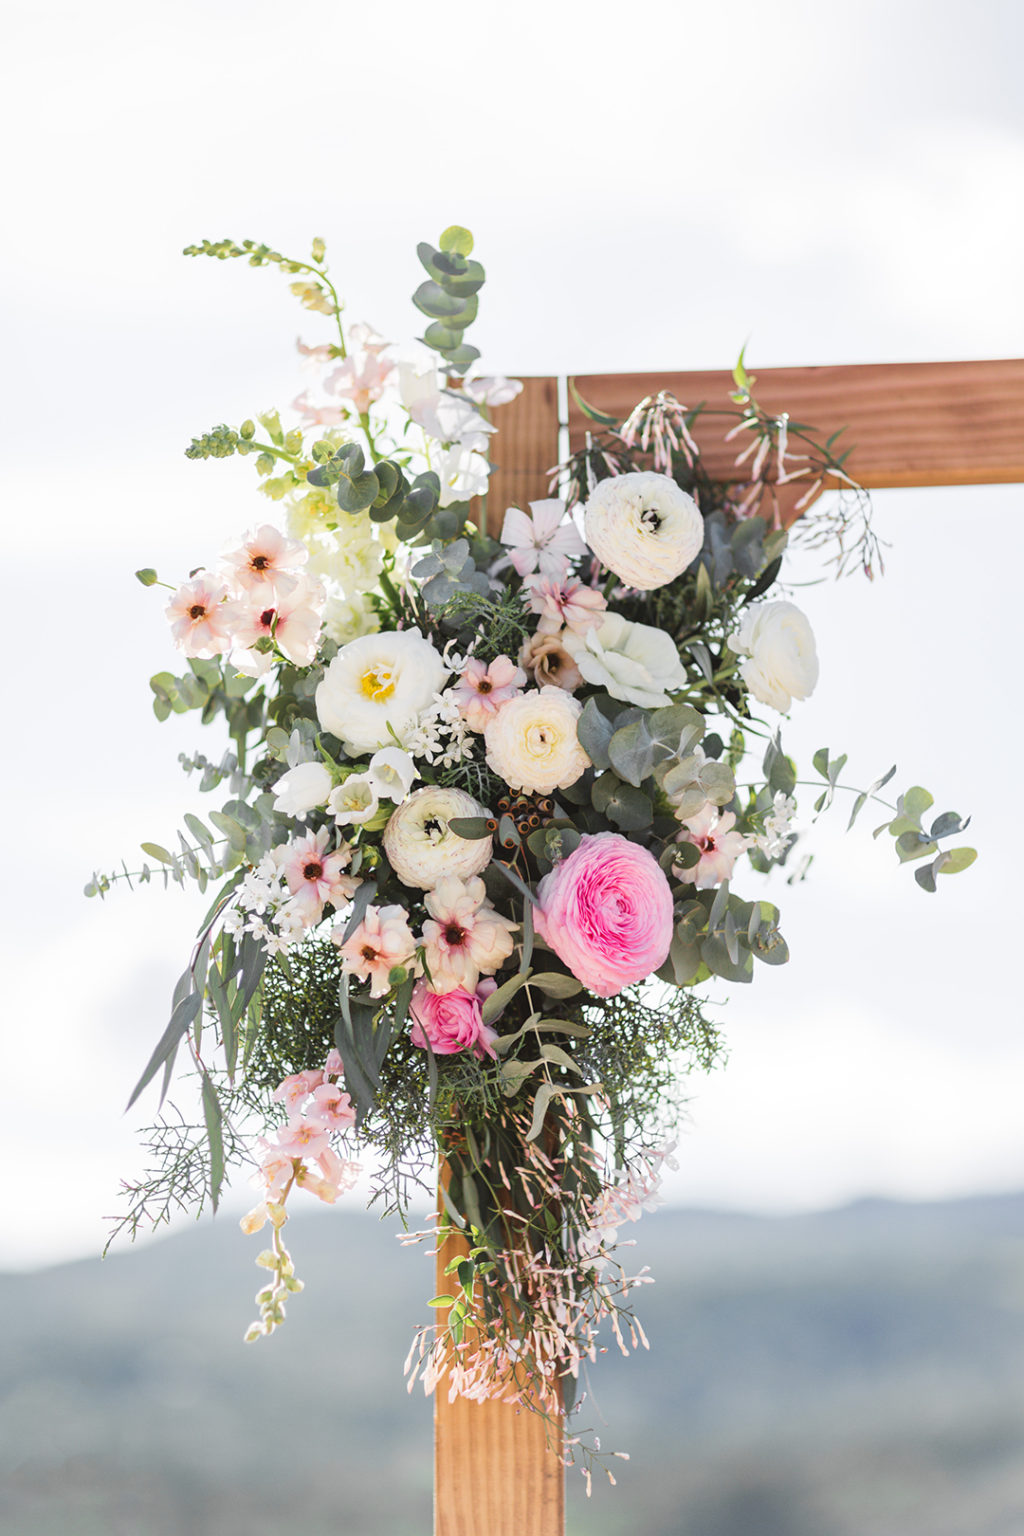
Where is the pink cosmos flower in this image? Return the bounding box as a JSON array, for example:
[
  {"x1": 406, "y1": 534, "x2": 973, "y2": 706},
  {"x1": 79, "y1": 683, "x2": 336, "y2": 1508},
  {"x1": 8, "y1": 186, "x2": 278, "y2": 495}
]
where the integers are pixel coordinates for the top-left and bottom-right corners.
[
  {"x1": 165, "y1": 572, "x2": 237, "y2": 658},
  {"x1": 292, "y1": 391, "x2": 348, "y2": 430},
  {"x1": 525, "y1": 576, "x2": 607, "y2": 636},
  {"x1": 500, "y1": 499, "x2": 587, "y2": 580},
  {"x1": 421, "y1": 874, "x2": 517, "y2": 994},
  {"x1": 450, "y1": 655, "x2": 526, "y2": 732},
  {"x1": 222, "y1": 523, "x2": 309, "y2": 599},
  {"x1": 274, "y1": 827, "x2": 360, "y2": 923},
  {"x1": 673, "y1": 802, "x2": 750, "y2": 889},
  {"x1": 408, "y1": 980, "x2": 498, "y2": 1060},
  {"x1": 275, "y1": 1118, "x2": 330, "y2": 1160},
  {"x1": 335, "y1": 903, "x2": 418, "y2": 997},
  {"x1": 533, "y1": 832, "x2": 674, "y2": 997},
  {"x1": 325, "y1": 341, "x2": 394, "y2": 415},
  {"x1": 231, "y1": 573, "x2": 326, "y2": 668}
]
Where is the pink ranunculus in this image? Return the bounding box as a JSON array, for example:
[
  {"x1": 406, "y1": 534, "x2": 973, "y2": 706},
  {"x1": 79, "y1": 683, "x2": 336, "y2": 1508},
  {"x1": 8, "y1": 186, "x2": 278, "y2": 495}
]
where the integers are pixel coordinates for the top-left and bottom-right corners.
[
  {"x1": 533, "y1": 832, "x2": 674, "y2": 998},
  {"x1": 408, "y1": 981, "x2": 498, "y2": 1060}
]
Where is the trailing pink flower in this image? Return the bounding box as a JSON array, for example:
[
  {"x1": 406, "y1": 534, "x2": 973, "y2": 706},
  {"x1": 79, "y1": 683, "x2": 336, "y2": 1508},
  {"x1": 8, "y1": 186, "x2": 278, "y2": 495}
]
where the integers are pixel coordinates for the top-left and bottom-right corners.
[
  {"x1": 408, "y1": 980, "x2": 498, "y2": 1060},
  {"x1": 165, "y1": 572, "x2": 237, "y2": 658},
  {"x1": 307, "y1": 1081, "x2": 356, "y2": 1132},
  {"x1": 335, "y1": 903, "x2": 418, "y2": 997},
  {"x1": 525, "y1": 575, "x2": 607, "y2": 636},
  {"x1": 533, "y1": 833, "x2": 674, "y2": 997},
  {"x1": 272, "y1": 1068, "x2": 325, "y2": 1115},
  {"x1": 450, "y1": 655, "x2": 526, "y2": 732}
]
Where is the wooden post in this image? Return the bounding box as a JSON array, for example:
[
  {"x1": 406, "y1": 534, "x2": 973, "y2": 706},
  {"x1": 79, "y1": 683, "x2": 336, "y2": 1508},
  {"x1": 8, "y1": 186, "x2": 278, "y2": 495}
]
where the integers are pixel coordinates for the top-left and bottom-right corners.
[{"x1": 434, "y1": 356, "x2": 1024, "y2": 1536}]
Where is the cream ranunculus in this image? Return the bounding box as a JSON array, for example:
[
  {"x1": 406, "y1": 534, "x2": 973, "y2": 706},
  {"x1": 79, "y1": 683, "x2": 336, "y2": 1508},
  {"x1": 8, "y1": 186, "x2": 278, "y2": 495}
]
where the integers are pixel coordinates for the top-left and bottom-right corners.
[
  {"x1": 382, "y1": 785, "x2": 492, "y2": 890},
  {"x1": 484, "y1": 687, "x2": 590, "y2": 795},
  {"x1": 563, "y1": 612, "x2": 686, "y2": 708},
  {"x1": 315, "y1": 628, "x2": 449, "y2": 757},
  {"x1": 583, "y1": 471, "x2": 703, "y2": 591},
  {"x1": 727, "y1": 600, "x2": 819, "y2": 713}
]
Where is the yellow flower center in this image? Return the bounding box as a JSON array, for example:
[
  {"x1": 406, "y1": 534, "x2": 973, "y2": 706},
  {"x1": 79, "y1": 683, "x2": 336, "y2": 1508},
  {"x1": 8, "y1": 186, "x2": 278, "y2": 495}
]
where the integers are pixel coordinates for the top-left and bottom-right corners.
[{"x1": 360, "y1": 665, "x2": 395, "y2": 702}]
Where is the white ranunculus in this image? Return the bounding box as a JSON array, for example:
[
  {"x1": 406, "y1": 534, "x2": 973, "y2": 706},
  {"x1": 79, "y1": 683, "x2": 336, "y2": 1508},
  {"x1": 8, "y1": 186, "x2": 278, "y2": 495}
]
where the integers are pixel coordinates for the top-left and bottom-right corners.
[
  {"x1": 484, "y1": 687, "x2": 590, "y2": 795},
  {"x1": 583, "y1": 471, "x2": 704, "y2": 591},
  {"x1": 383, "y1": 785, "x2": 492, "y2": 890},
  {"x1": 564, "y1": 613, "x2": 686, "y2": 708},
  {"x1": 727, "y1": 600, "x2": 819, "y2": 713},
  {"x1": 272, "y1": 761, "x2": 334, "y2": 817},
  {"x1": 315, "y1": 628, "x2": 449, "y2": 757}
]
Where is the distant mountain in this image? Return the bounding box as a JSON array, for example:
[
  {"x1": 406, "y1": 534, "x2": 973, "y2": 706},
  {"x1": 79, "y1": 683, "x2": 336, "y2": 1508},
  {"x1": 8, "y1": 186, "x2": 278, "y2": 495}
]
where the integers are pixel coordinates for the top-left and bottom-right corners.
[{"x1": 2, "y1": 1195, "x2": 1023, "y2": 1536}]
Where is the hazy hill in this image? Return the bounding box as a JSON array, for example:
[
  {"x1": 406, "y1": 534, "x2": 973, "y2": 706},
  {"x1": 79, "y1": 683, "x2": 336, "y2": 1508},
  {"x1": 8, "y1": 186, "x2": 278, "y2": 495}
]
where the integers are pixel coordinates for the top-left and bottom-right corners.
[{"x1": 2, "y1": 1194, "x2": 1023, "y2": 1536}]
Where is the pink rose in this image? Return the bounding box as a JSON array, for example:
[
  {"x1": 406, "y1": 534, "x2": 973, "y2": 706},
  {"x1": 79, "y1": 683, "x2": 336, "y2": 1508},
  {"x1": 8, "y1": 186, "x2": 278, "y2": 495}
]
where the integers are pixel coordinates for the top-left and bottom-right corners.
[
  {"x1": 533, "y1": 832, "x2": 674, "y2": 997},
  {"x1": 408, "y1": 981, "x2": 498, "y2": 1060}
]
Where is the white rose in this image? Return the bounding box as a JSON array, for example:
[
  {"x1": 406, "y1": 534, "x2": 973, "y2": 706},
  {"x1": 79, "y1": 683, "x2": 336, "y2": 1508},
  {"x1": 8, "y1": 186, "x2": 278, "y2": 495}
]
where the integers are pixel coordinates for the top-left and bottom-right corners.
[
  {"x1": 272, "y1": 761, "x2": 334, "y2": 817},
  {"x1": 583, "y1": 471, "x2": 703, "y2": 591},
  {"x1": 316, "y1": 628, "x2": 449, "y2": 757},
  {"x1": 383, "y1": 785, "x2": 492, "y2": 889},
  {"x1": 484, "y1": 687, "x2": 590, "y2": 796},
  {"x1": 727, "y1": 601, "x2": 819, "y2": 712},
  {"x1": 563, "y1": 613, "x2": 686, "y2": 709}
]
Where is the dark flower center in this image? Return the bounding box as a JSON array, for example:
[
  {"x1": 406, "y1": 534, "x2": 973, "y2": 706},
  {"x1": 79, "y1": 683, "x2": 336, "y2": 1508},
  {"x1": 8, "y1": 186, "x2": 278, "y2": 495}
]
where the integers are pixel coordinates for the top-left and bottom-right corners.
[
  {"x1": 445, "y1": 924, "x2": 466, "y2": 947},
  {"x1": 189, "y1": 604, "x2": 207, "y2": 620},
  {"x1": 361, "y1": 944, "x2": 378, "y2": 961},
  {"x1": 640, "y1": 505, "x2": 663, "y2": 533},
  {"x1": 478, "y1": 679, "x2": 492, "y2": 693},
  {"x1": 261, "y1": 608, "x2": 276, "y2": 628},
  {"x1": 251, "y1": 554, "x2": 270, "y2": 570},
  {"x1": 303, "y1": 861, "x2": 323, "y2": 881}
]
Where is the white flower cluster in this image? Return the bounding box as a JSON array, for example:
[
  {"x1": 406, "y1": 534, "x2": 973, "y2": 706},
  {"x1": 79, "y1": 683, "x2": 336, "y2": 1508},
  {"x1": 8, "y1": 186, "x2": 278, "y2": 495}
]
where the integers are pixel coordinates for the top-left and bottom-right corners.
[
  {"x1": 223, "y1": 855, "x2": 301, "y2": 955},
  {"x1": 752, "y1": 791, "x2": 798, "y2": 859},
  {"x1": 400, "y1": 690, "x2": 475, "y2": 770}
]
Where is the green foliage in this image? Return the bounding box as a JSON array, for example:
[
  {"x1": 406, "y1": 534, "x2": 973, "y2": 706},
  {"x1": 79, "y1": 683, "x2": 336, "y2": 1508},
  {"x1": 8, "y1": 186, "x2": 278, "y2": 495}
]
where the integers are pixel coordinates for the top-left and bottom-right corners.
[{"x1": 413, "y1": 227, "x2": 485, "y2": 375}]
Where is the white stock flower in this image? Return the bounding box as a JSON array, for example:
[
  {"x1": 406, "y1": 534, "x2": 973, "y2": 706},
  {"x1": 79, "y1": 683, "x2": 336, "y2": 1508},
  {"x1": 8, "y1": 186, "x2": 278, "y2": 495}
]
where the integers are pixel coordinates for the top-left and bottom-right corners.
[
  {"x1": 328, "y1": 775, "x2": 379, "y2": 827},
  {"x1": 564, "y1": 612, "x2": 686, "y2": 708},
  {"x1": 437, "y1": 443, "x2": 490, "y2": 507},
  {"x1": 315, "y1": 629, "x2": 449, "y2": 757},
  {"x1": 727, "y1": 601, "x2": 819, "y2": 713},
  {"x1": 382, "y1": 785, "x2": 492, "y2": 890},
  {"x1": 483, "y1": 687, "x2": 590, "y2": 795},
  {"x1": 583, "y1": 471, "x2": 703, "y2": 590},
  {"x1": 321, "y1": 591, "x2": 380, "y2": 647},
  {"x1": 272, "y1": 761, "x2": 334, "y2": 817}
]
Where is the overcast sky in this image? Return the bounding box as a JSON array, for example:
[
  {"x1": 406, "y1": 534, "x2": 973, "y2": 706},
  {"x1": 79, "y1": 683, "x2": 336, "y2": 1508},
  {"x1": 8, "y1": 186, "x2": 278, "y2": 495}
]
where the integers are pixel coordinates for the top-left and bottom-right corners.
[{"x1": 2, "y1": 0, "x2": 1022, "y2": 1269}]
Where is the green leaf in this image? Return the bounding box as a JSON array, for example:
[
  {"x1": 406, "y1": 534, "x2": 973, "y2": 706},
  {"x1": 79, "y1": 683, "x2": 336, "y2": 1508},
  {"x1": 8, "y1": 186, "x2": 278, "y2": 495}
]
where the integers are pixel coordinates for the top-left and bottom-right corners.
[
  {"x1": 701, "y1": 932, "x2": 754, "y2": 983},
  {"x1": 439, "y1": 225, "x2": 474, "y2": 256},
  {"x1": 530, "y1": 972, "x2": 583, "y2": 999},
  {"x1": 901, "y1": 785, "x2": 934, "y2": 822},
  {"x1": 448, "y1": 817, "x2": 494, "y2": 840},
  {"x1": 929, "y1": 811, "x2": 964, "y2": 840},
  {"x1": 896, "y1": 831, "x2": 937, "y2": 864},
  {"x1": 140, "y1": 842, "x2": 175, "y2": 866},
  {"x1": 576, "y1": 696, "x2": 615, "y2": 771},
  {"x1": 526, "y1": 1082, "x2": 559, "y2": 1142},
  {"x1": 412, "y1": 279, "x2": 466, "y2": 320},
  {"x1": 937, "y1": 846, "x2": 977, "y2": 875},
  {"x1": 481, "y1": 969, "x2": 532, "y2": 1025},
  {"x1": 591, "y1": 773, "x2": 652, "y2": 831},
  {"x1": 812, "y1": 747, "x2": 830, "y2": 779},
  {"x1": 540, "y1": 1043, "x2": 583, "y2": 1075},
  {"x1": 608, "y1": 718, "x2": 656, "y2": 788},
  {"x1": 427, "y1": 1294, "x2": 456, "y2": 1308},
  {"x1": 126, "y1": 989, "x2": 201, "y2": 1110},
  {"x1": 200, "y1": 1070, "x2": 225, "y2": 1211},
  {"x1": 568, "y1": 378, "x2": 619, "y2": 428}
]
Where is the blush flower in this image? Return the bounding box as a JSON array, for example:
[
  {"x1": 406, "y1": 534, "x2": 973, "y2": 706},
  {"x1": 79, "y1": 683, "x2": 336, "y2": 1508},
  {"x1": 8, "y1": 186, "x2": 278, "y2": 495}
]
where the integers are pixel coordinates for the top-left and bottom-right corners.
[
  {"x1": 500, "y1": 498, "x2": 586, "y2": 580},
  {"x1": 451, "y1": 656, "x2": 527, "y2": 732},
  {"x1": 232, "y1": 574, "x2": 326, "y2": 670},
  {"x1": 519, "y1": 631, "x2": 583, "y2": 693},
  {"x1": 165, "y1": 572, "x2": 237, "y2": 659},
  {"x1": 421, "y1": 875, "x2": 517, "y2": 993},
  {"x1": 274, "y1": 827, "x2": 360, "y2": 922},
  {"x1": 335, "y1": 903, "x2": 418, "y2": 997},
  {"x1": 525, "y1": 575, "x2": 607, "y2": 636},
  {"x1": 222, "y1": 523, "x2": 309, "y2": 599},
  {"x1": 533, "y1": 832, "x2": 675, "y2": 997},
  {"x1": 408, "y1": 981, "x2": 498, "y2": 1060},
  {"x1": 673, "y1": 802, "x2": 751, "y2": 889}
]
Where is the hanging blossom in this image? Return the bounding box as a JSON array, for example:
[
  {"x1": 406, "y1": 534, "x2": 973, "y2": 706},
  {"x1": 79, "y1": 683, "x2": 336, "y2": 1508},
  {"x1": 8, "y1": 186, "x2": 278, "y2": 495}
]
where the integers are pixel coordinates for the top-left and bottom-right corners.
[
  {"x1": 500, "y1": 498, "x2": 587, "y2": 580},
  {"x1": 752, "y1": 791, "x2": 798, "y2": 859}
]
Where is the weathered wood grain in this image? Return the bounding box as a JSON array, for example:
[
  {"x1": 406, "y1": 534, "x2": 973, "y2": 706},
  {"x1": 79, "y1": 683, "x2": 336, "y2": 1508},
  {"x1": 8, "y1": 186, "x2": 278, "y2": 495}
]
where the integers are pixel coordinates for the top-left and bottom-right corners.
[{"x1": 483, "y1": 375, "x2": 560, "y2": 536}]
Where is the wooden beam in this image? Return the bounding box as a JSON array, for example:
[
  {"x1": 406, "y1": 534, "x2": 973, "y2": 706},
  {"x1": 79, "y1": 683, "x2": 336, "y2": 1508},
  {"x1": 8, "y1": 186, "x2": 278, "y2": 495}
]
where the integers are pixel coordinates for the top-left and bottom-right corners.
[
  {"x1": 484, "y1": 375, "x2": 560, "y2": 536},
  {"x1": 567, "y1": 359, "x2": 1024, "y2": 491},
  {"x1": 434, "y1": 1216, "x2": 565, "y2": 1536}
]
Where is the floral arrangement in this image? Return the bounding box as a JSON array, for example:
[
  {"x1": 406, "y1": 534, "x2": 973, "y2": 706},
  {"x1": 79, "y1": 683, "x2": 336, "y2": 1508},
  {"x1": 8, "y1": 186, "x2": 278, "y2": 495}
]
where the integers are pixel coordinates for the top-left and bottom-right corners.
[{"x1": 95, "y1": 225, "x2": 975, "y2": 1486}]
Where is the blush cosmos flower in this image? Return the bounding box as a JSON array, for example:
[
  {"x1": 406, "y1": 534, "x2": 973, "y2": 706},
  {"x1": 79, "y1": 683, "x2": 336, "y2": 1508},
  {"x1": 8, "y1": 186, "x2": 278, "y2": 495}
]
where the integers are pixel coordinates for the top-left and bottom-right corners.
[
  {"x1": 533, "y1": 832, "x2": 675, "y2": 997},
  {"x1": 673, "y1": 802, "x2": 751, "y2": 889},
  {"x1": 583, "y1": 471, "x2": 703, "y2": 591},
  {"x1": 382, "y1": 786, "x2": 492, "y2": 890},
  {"x1": 408, "y1": 981, "x2": 498, "y2": 1060},
  {"x1": 421, "y1": 875, "x2": 517, "y2": 993},
  {"x1": 451, "y1": 655, "x2": 527, "y2": 732},
  {"x1": 484, "y1": 687, "x2": 590, "y2": 795},
  {"x1": 273, "y1": 827, "x2": 360, "y2": 922},
  {"x1": 525, "y1": 575, "x2": 607, "y2": 636},
  {"x1": 165, "y1": 572, "x2": 237, "y2": 658},
  {"x1": 315, "y1": 628, "x2": 449, "y2": 757},
  {"x1": 334, "y1": 903, "x2": 419, "y2": 997},
  {"x1": 222, "y1": 523, "x2": 309, "y2": 599},
  {"x1": 500, "y1": 498, "x2": 586, "y2": 580},
  {"x1": 231, "y1": 573, "x2": 326, "y2": 669}
]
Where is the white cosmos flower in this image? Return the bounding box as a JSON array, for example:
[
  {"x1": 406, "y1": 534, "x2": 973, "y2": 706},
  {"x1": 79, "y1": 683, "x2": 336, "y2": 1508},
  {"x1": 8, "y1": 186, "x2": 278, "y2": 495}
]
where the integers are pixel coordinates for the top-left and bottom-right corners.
[
  {"x1": 727, "y1": 601, "x2": 819, "y2": 713},
  {"x1": 315, "y1": 628, "x2": 449, "y2": 757},
  {"x1": 382, "y1": 785, "x2": 492, "y2": 890},
  {"x1": 367, "y1": 747, "x2": 418, "y2": 802},
  {"x1": 328, "y1": 775, "x2": 379, "y2": 827},
  {"x1": 583, "y1": 471, "x2": 703, "y2": 590},
  {"x1": 564, "y1": 612, "x2": 686, "y2": 709}
]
